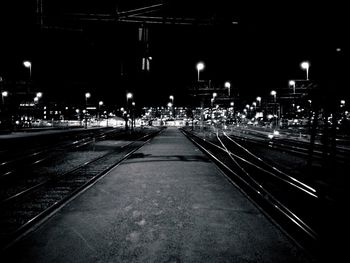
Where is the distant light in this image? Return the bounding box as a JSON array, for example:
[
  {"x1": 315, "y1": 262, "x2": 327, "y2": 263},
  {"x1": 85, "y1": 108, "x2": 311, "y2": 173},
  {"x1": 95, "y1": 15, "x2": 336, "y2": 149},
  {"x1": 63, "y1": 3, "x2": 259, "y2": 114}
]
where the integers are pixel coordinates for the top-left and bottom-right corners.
[
  {"x1": 34, "y1": 97, "x2": 39, "y2": 102},
  {"x1": 23, "y1": 61, "x2": 31, "y2": 68},
  {"x1": 336, "y1": 48, "x2": 341, "y2": 52},
  {"x1": 224, "y1": 81, "x2": 231, "y2": 88},
  {"x1": 289, "y1": 80, "x2": 295, "y2": 86},
  {"x1": 273, "y1": 130, "x2": 280, "y2": 135},
  {"x1": 230, "y1": 102, "x2": 234, "y2": 106},
  {"x1": 1, "y1": 91, "x2": 8, "y2": 97},
  {"x1": 36, "y1": 92, "x2": 43, "y2": 98},
  {"x1": 212, "y1": 92, "x2": 217, "y2": 98},
  {"x1": 126, "y1": 92, "x2": 133, "y2": 99},
  {"x1": 169, "y1": 95, "x2": 174, "y2": 100},
  {"x1": 268, "y1": 134, "x2": 274, "y2": 139},
  {"x1": 256, "y1": 96, "x2": 261, "y2": 102},
  {"x1": 196, "y1": 62, "x2": 204, "y2": 71},
  {"x1": 167, "y1": 102, "x2": 173, "y2": 107},
  {"x1": 85, "y1": 92, "x2": 91, "y2": 98},
  {"x1": 270, "y1": 90, "x2": 277, "y2": 96},
  {"x1": 132, "y1": 102, "x2": 135, "y2": 106},
  {"x1": 99, "y1": 101, "x2": 104, "y2": 106}
]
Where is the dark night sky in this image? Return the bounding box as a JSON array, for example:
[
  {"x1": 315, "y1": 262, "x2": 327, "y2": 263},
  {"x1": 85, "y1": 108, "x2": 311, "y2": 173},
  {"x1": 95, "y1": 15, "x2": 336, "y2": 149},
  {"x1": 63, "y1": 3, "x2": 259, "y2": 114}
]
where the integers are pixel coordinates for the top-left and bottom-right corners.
[{"x1": 1, "y1": 0, "x2": 348, "y2": 107}]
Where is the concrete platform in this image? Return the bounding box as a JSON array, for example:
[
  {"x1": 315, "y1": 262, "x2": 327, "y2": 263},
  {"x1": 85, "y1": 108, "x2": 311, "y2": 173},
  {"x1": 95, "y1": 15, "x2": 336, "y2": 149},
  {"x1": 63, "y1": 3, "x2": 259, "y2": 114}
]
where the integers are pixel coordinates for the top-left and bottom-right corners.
[{"x1": 2, "y1": 127, "x2": 312, "y2": 262}]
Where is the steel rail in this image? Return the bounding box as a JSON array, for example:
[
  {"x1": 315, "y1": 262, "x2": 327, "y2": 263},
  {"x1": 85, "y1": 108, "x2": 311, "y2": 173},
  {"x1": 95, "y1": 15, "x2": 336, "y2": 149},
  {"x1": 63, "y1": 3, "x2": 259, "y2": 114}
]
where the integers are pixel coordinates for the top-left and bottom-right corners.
[
  {"x1": 0, "y1": 128, "x2": 119, "y2": 179},
  {"x1": 181, "y1": 129, "x2": 318, "y2": 242},
  {"x1": 222, "y1": 132, "x2": 318, "y2": 197}
]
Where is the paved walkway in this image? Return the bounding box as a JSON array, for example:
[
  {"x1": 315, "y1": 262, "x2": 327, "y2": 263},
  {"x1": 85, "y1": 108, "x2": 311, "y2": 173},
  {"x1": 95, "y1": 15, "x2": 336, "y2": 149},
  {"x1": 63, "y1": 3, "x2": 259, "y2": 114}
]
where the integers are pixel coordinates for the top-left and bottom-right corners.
[{"x1": 2, "y1": 127, "x2": 312, "y2": 262}]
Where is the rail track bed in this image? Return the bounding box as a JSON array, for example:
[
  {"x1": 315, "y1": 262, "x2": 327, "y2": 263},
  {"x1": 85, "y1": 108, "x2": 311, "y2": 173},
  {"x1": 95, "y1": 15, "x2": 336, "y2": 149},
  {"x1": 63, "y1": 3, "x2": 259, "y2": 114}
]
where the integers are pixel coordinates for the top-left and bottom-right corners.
[
  {"x1": 181, "y1": 126, "x2": 347, "y2": 261},
  {"x1": 0, "y1": 127, "x2": 163, "y2": 250}
]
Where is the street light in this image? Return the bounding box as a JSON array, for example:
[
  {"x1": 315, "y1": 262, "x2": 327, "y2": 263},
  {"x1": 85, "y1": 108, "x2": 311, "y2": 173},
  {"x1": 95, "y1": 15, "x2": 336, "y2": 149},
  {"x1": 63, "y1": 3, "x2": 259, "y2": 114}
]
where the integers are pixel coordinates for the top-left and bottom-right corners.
[
  {"x1": 126, "y1": 92, "x2": 133, "y2": 130},
  {"x1": 212, "y1": 92, "x2": 217, "y2": 98},
  {"x1": 126, "y1": 92, "x2": 133, "y2": 101},
  {"x1": 270, "y1": 90, "x2": 278, "y2": 129},
  {"x1": 289, "y1": 80, "x2": 296, "y2": 94},
  {"x1": 256, "y1": 96, "x2": 261, "y2": 106},
  {"x1": 34, "y1": 92, "x2": 42, "y2": 103},
  {"x1": 85, "y1": 92, "x2": 91, "y2": 104},
  {"x1": 169, "y1": 95, "x2": 174, "y2": 104},
  {"x1": 23, "y1": 61, "x2": 32, "y2": 78},
  {"x1": 224, "y1": 81, "x2": 231, "y2": 96},
  {"x1": 270, "y1": 90, "x2": 277, "y2": 102},
  {"x1": 1, "y1": 91, "x2": 8, "y2": 104},
  {"x1": 98, "y1": 101, "x2": 103, "y2": 125},
  {"x1": 196, "y1": 62, "x2": 204, "y2": 81},
  {"x1": 84, "y1": 93, "x2": 91, "y2": 128},
  {"x1": 300, "y1": 61, "x2": 310, "y2": 80}
]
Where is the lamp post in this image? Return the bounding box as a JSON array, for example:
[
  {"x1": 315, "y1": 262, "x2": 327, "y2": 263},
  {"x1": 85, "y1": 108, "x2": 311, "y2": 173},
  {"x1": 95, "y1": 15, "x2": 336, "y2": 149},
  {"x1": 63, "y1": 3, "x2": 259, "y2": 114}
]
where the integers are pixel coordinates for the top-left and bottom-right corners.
[
  {"x1": 270, "y1": 90, "x2": 276, "y2": 102},
  {"x1": 169, "y1": 95, "x2": 174, "y2": 117},
  {"x1": 32, "y1": 92, "x2": 43, "y2": 122},
  {"x1": 256, "y1": 96, "x2": 261, "y2": 107},
  {"x1": 23, "y1": 61, "x2": 32, "y2": 78},
  {"x1": 196, "y1": 62, "x2": 204, "y2": 81},
  {"x1": 126, "y1": 92, "x2": 133, "y2": 130},
  {"x1": 85, "y1": 92, "x2": 91, "y2": 105},
  {"x1": 131, "y1": 101, "x2": 135, "y2": 129},
  {"x1": 98, "y1": 101, "x2": 103, "y2": 126},
  {"x1": 126, "y1": 92, "x2": 133, "y2": 103},
  {"x1": 252, "y1": 102, "x2": 257, "y2": 110},
  {"x1": 1, "y1": 91, "x2": 8, "y2": 105},
  {"x1": 289, "y1": 80, "x2": 296, "y2": 94},
  {"x1": 270, "y1": 90, "x2": 278, "y2": 129},
  {"x1": 84, "y1": 92, "x2": 91, "y2": 128},
  {"x1": 23, "y1": 61, "x2": 32, "y2": 99},
  {"x1": 300, "y1": 61, "x2": 310, "y2": 81},
  {"x1": 224, "y1": 81, "x2": 231, "y2": 97}
]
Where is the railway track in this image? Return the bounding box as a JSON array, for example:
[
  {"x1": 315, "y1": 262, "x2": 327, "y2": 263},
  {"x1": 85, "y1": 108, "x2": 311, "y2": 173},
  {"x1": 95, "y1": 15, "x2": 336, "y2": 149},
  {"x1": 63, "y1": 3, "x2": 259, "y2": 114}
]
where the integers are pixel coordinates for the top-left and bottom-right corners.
[
  {"x1": 0, "y1": 128, "x2": 126, "y2": 202},
  {"x1": 228, "y1": 127, "x2": 350, "y2": 162},
  {"x1": 0, "y1": 127, "x2": 163, "y2": 251},
  {"x1": 181, "y1": 127, "x2": 345, "y2": 261},
  {"x1": 0, "y1": 128, "x2": 119, "y2": 178}
]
